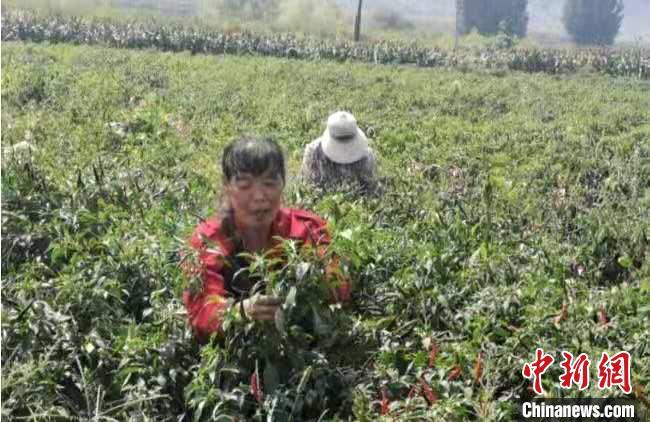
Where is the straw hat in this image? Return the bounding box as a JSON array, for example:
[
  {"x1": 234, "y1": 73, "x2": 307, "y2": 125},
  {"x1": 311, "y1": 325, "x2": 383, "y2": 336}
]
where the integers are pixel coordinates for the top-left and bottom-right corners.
[{"x1": 320, "y1": 111, "x2": 369, "y2": 164}]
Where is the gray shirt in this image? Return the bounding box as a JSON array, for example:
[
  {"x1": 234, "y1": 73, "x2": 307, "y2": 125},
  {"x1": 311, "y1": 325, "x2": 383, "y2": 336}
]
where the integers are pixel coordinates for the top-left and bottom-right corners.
[{"x1": 300, "y1": 138, "x2": 379, "y2": 194}]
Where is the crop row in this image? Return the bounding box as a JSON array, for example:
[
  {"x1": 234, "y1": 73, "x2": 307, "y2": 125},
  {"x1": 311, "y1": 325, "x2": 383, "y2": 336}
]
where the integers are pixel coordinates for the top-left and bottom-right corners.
[
  {"x1": 2, "y1": 9, "x2": 649, "y2": 79},
  {"x1": 3, "y1": 41, "x2": 649, "y2": 420}
]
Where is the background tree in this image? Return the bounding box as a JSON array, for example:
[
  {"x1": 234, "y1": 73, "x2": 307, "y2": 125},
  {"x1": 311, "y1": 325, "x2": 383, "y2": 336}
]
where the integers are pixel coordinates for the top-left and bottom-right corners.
[
  {"x1": 456, "y1": 0, "x2": 529, "y2": 37},
  {"x1": 562, "y1": 0, "x2": 624, "y2": 45}
]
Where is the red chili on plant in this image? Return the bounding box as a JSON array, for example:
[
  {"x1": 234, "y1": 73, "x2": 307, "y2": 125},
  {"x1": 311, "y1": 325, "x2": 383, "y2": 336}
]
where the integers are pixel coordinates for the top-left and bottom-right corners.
[
  {"x1": 419, "y1": 377, "x2": 438, "y2": 405},
  {"x1": 380, "y1": 386, "x2": 390, "y2": 415},
  {"x1": 553, "y1": 303, "x2": 568, "y2": 327},
  {"x1": 428, "y1": 341, "x2": 439, "y2": 368},
  {"x1": 633, "y1": 384, "x2": 649, "y2": 408},
  {"x1": 447, "y1": 364, "x2": 462, "y2": 381},
  {"x1": 597, "y1": 306, "x2": 609, "y2": 327},
  {"x1": 250, "y1": 371, "x2": 263, "y2": 404},
  {"x1": 473, "y1": 352, "x2": 484, "y2": 384}
]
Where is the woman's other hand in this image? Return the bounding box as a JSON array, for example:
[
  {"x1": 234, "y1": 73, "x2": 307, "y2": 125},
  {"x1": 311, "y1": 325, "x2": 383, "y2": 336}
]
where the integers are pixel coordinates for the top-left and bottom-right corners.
[{"x1": 242, "y1": 294, "x2": 282, "y2": 321}]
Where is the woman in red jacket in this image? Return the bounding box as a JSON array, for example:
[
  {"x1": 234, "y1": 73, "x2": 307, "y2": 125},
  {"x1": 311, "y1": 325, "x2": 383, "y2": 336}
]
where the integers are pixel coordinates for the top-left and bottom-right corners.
[{"x1": 183, "y1": 136, "x2": 351, "y2": 340}]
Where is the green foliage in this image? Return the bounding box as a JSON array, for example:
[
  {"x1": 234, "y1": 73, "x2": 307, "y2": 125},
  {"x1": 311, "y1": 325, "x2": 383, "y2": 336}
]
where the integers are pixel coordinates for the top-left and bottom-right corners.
[
  {"x1": 2, "y1": 42, "x2": 649, "y2": 420},
  {"x1": 184, "y1": 242, "x2": 358, "y2": 419},
  {"x1": 458, "y1": 0, "x2": 529, "y2": 37},
  {"x1": 2, "y1": 9, "x2": 649, "y2": 79},
  {"x1": 563, "y1": 0, "x2": 624, "y2": 46}
]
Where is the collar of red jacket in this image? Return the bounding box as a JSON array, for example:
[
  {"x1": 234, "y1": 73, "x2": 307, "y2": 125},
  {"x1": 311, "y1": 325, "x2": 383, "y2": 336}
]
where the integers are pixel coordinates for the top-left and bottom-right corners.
[{"x1": 194, "y1": 207, "x2": 323, "y2": 257}]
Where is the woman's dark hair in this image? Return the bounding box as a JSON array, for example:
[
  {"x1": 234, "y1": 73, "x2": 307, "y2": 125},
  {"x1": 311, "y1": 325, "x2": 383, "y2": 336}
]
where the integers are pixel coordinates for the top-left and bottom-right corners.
[{"x1": 222, "y1": 136, "x2": 285, "y2": 184}]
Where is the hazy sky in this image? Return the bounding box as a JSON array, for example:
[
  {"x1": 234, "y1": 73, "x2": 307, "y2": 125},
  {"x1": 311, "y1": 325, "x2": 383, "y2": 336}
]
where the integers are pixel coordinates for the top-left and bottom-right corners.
[{"x1": 339, "y1": 0, "x2": 650, "y2": 41}]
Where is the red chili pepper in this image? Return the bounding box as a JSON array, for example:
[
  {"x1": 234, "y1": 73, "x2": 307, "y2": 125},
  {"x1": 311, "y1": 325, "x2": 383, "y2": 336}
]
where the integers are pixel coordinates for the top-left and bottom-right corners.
[
  {"x1": 380, "y1": 386, "x2": 390, "y2": 415},
  {"x1": 473, "y1": 352, "x2": 484, "y2": 384},
  {"x1": 250, "y1": 371, "x2": 263, "y2": 404},
  {"x1": 553, "y1": 303, "x2": 568, "y2": 327},
  {"x1": 428, "y1": 341, "x2": 439, "y2": 368},
  {"x1": 633, "y1": 384, "x2": 649, "y2": 408},
  {"x1": 419, "y1": 377, "x2": 438, "y2": 405},
  {"x1": 447, "y1": 364, "x2": 462, "y2": 381},
  {"x1": 597, "y1": 306, "x2": 609, "y2": 327}
]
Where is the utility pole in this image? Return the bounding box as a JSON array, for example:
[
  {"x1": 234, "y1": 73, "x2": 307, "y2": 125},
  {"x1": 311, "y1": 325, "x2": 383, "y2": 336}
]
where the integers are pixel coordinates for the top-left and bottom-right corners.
[
  {"x1": 354, "y1": 0, "x2": 363, "y2": 42},
  {"x1": 455, "y1": 0, "x2": 463, "y2": 49}
]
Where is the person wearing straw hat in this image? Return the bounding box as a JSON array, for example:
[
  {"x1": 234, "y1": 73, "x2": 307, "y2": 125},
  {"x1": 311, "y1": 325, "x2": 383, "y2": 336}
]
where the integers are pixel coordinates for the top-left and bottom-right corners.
[{"x1": 301, "y1": 111, "x2": 378, "y2": 194}]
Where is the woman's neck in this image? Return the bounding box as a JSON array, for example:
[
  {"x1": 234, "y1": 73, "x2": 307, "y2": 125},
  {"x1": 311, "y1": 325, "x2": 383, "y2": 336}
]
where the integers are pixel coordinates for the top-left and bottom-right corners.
[{"x1": 236, "y1": 223, "x2": 272, "y2": 253}]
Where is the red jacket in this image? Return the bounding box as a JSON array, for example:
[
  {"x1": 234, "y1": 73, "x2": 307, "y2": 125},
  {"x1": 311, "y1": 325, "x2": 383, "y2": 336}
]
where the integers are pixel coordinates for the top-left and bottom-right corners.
[{"x1": 182, "y1": 207, "x2": 351, "y2": 339}]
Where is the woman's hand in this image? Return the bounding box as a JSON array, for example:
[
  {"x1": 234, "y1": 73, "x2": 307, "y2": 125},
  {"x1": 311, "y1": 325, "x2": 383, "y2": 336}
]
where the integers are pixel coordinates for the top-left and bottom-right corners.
[{"x1": 242, "y1": 294, "x2": 282, "y2": 321}]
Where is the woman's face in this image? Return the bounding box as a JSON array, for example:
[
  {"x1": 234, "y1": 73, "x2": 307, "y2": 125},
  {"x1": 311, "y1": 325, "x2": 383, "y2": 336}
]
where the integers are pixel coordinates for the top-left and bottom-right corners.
[{"x1": 225, "y1": 169, "x2": 284, "y2": 231}]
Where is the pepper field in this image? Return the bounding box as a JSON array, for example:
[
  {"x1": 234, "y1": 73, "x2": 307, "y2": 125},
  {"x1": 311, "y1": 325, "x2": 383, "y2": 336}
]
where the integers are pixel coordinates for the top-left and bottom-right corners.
[{"x1": 1, "y1": 39, "x2": 649, "y2": 420}]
